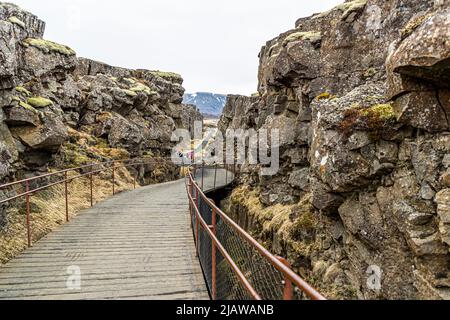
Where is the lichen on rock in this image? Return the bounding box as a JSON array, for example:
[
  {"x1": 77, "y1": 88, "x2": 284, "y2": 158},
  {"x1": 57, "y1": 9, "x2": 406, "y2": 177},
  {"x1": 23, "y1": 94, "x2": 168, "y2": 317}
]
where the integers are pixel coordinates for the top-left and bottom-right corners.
[
  {"x1": 19, "y1": 101, "x2": 38, "y2": 113},
  {"x1": 15, "y1": 86, "x2": 31, "y2": 96},
  {"x1": 283, "y1": 31, "x2": 322, "y2": 44},
  {"x1": 312, "y1": 0, "x2": 368, "y2": 20},
  {"x1": 149, "y1": 70, "x2": 182, "y2": 82},
  {"x1": 27, "y1": 96, "x2": 53, "y2": 107},
  {"x1": 7, "y1": 16, "x2": 25, "y2": 28},
  {"x1": 23, "y1": 38, "x2": 76, "y2": 56}
]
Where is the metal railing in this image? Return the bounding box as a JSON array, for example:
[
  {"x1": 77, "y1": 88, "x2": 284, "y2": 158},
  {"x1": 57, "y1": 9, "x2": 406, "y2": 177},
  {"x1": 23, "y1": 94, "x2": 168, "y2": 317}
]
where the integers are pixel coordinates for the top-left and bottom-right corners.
[
  {"x1": 0, "y1": 156, "x2": 326, "y2": 301},
  {"x1": 185, "y1": 164, "x2": 326, "y2": 301},
  {"x1": 0, "y1": 157, "x2": 171, "y2": 248}
]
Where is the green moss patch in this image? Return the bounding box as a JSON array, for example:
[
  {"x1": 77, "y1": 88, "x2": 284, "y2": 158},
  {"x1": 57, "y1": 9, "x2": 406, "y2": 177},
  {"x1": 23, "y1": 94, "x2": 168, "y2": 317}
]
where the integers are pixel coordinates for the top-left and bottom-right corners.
[
  {"x1": 123, "y1": 77, "x2": 137, "y2": 85},
  {"x1": 150, "y1": 71, "x2": 182, "y2": 82},
  {"x1": 121, "y1": 89, "x2": 137, "y2": 97},
  {"x1": 316, "y1": 92, "x2": 337, "y2": 101},
  {"x1": 129, "y1": 83, "x2": 156, "y2": 95},
  {"x1": 361, "y1": 104, "x2": 396, "y2": 120},
  {"x1": 313, "y1": 0, "x2": 367, "y2": 20},
  {"x1": 27, "y1": 97, "x2": 53, "y2": 108},
  {"x1": 12, "y1": 96, "x2": 22, "y2": 103},
  {"x1": 23, "y1": 38, "x2": 76, "y2": 56},
  {"x1": 400, "y1": 13, "x2": 432, "y2": 39},
  {"x1": 338, "y1": 103, "x2": 396, "y2": 138},
  {"x1": 15, "y1": 86, "x2": 31, "y2": 96},
  {"x1": 8, "y1": 16, "x2": 25, "y2": 28},
  {"x1": 284, "y1": 31, "x2": 322, "y2": 44},
  {"x1": 19, "y1": 101, "x2": 38, "y2": 113},
  {"x1": 363, "y1": 68, "x2": 377, "y2": 79}
]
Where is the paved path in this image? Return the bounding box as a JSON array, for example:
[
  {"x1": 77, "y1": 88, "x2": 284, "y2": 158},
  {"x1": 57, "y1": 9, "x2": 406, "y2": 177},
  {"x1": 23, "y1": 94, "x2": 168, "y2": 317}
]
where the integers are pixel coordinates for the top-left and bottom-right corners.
[{"x1": 0, "y1": 169, "x2": 231, "y2": 300}]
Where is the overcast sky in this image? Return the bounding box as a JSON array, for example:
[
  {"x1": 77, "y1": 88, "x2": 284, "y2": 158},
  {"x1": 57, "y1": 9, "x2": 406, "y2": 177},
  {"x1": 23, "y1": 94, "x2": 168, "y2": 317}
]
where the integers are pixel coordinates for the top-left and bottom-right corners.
[{"x1": 12, "y1": 0, "x2": 342, "y2": 95}]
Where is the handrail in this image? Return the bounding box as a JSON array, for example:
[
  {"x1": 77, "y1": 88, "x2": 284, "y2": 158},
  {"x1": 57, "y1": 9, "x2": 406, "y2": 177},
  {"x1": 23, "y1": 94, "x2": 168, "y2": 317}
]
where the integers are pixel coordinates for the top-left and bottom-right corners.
[
  {"x1": 0, "y1": 157, "x2": 326, "y2": 300},
  {"x1": 186, "y1": 187, "x2": 262, "y2": 300},
  {"x1": 0, "y1": 159, "x2": 168, "y2": 204},
  {"x1": 186, "y1": 165, "x2": 326, "y2": 301},
  {"x1": 0, "y1": 156, "x2": 174, "y2": 247},
  {"x1": 0, "y1": 157, "x2": 155, "y2": 190}
]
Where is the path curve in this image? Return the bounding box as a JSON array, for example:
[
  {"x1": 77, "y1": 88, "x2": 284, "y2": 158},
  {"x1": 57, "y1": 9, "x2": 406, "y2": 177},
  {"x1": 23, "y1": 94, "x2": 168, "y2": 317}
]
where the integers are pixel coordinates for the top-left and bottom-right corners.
[{"x1": 0, "y1": 169, "x2": 231, "y2": 300}]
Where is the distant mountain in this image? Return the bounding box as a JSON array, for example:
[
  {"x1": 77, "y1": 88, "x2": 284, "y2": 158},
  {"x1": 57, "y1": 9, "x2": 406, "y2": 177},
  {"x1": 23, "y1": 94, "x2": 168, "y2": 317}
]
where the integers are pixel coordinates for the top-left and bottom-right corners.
[{"x1": 183, "y1": 92, "x2": 227, "y2": 118}]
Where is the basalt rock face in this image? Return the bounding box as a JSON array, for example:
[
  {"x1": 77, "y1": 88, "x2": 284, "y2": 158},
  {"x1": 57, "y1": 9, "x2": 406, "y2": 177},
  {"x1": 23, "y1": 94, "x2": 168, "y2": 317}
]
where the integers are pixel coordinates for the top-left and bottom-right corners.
[
  {"x1": 219, "y1": 0, "x2": 449, "y2": 299},
  {"x1": 0, "y1": 3, "x2": 201, "y2": 225}
]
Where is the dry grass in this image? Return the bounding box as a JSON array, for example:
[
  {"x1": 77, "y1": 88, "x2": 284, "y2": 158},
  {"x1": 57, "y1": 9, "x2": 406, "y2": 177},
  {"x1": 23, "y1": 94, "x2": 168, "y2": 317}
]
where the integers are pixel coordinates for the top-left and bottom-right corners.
[
  {"x1": 227, "y1": 186, "x2": 316, "y2": 244},
  {"x1": 0, "y1": 167, "x2": 135, "y2": 265}
]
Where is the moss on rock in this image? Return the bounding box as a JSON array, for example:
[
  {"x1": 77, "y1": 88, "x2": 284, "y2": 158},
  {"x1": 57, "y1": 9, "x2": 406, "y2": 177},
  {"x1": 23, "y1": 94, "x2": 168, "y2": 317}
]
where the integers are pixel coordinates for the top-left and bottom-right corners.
[
  {"x1": 23, "y1": 38, "x2": 76, "y2": 56},
  {"x1": 19, "y1": 101, "x2": 38, "y2": 113},
  {"x1": 129, "y1": 83, "x2": 156, "y2": 95},
  {"x1": 313, "y1": 0, "x2": 367, "y2": 20},
  {"x1": 11, "y1": 96, "x2": 21, "y2": 103},
  {"x1": 316, "y1": 92, "x2": 337, "y2": 101},
  {"x1": 361, "y1": 103, "x2": 396, "y2": 120},
  {"x1": 400, "y1": 13, "x2": 432, "y2": 39},
  {"x1": 27, "y1": 96, "x2": 53, "y2": 108},
  {"x1": 8, "y1": 16, "x2": 25, "y2": 28},
  {"x1": 15, "y1": 86, "x2": 31, "y2": 96},
  {"x1": 284, "y1": 31, "x2": 322, "y2": 44},
  {"x1": 121, "y1": 89, "x2": 137, "y2": 97},
  {"x1": 339, "y1": 103, "x2": 396, "y2": 138},
  {"x1": 150, "y1": 71, "x2": 182, "y2": 82},
  {"x1": 123, "y1": 77, "x2": 137, "y2": 85}
]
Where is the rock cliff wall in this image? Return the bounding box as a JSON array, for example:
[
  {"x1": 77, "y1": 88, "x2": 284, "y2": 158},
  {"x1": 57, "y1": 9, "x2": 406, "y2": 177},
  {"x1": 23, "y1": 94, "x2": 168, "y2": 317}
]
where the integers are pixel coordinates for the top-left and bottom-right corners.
[
  {"x1": 0, "y1": 3, "x2": 201, "y2": 238},
  {"x1": 0, "y1": 2, "x2": 201, "y2": 180},
  {"x1": 219, "y1": 0, "x2": 449, "y2": 299}
]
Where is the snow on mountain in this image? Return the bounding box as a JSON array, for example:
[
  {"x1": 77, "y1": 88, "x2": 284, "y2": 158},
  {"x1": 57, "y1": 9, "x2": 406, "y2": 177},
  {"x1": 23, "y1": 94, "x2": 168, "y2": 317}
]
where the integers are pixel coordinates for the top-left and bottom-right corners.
[{"x1": 183, "y1": 92, "x2": 227, "y2": 118}]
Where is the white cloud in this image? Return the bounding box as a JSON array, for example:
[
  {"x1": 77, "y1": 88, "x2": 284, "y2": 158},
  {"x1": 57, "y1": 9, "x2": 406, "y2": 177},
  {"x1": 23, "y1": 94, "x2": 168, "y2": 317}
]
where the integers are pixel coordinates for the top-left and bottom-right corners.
[{"x1": 12, "y1": 0, "x2": 343, "y2": 95}]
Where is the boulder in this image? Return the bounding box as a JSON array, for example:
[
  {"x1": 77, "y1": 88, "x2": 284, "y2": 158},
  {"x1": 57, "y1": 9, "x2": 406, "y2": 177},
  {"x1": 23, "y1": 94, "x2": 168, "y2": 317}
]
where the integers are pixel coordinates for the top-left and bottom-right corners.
[
  {"x1": 4, "y1": 102, "x2": 40, "y2": 126},
  {"x1": 10, "y1": 114, "x2": 68, "y2": 151},
  {"x1": 387, "y1": 9, "x2": 450, "y2": 92},
  {"x1": 288, "y1": 168, "x2": 310, "y2": 190},
  {"x1": 392, "y1": 91, "x2": 449, "y2": 133},
  {"x1": 108, "y1": 115, "x2": 144, "y2": 155}
]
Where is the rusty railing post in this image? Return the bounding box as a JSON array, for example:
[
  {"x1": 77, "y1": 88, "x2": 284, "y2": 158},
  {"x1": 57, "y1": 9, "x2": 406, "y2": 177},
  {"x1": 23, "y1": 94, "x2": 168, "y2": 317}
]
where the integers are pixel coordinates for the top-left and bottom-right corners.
[
  {"x1": 90, "y1": 171, "x2": 94, "y2": 207},
  {"x1": 277, "y1": 256, "x2": 293, "y2": 300},
  {"x1": 25, "y1": 180, "x2": 31, "y2": 248},
  {"x1": 195, "y1": 186, "x2": 201, "y2": 258},
  {"x1": 112, "y1": 163, "x2": 116, "y2": 195},
  {"x1": 64, "y1": 171, "x2": 69, "y2": 222},
  {"x1": 188, "y1": 181, "x2": 193, "y2": 221},
  {"x1": 211, "y1": 200, "x2": 217, "y2": 300}
]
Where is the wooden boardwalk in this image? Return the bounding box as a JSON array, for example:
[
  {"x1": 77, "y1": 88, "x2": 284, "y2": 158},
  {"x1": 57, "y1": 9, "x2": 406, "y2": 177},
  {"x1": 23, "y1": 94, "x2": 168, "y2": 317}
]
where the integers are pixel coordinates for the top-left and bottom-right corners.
[{"x1": 0, "y1": 169, "x2": 231, "y2": 300}]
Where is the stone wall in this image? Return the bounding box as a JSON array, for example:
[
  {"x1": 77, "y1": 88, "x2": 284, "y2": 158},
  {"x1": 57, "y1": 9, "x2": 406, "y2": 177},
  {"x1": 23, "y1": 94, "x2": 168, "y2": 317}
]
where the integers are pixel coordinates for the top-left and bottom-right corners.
[{"x1": 219, "y1": 0, "x2": 449, "y2": 299}]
